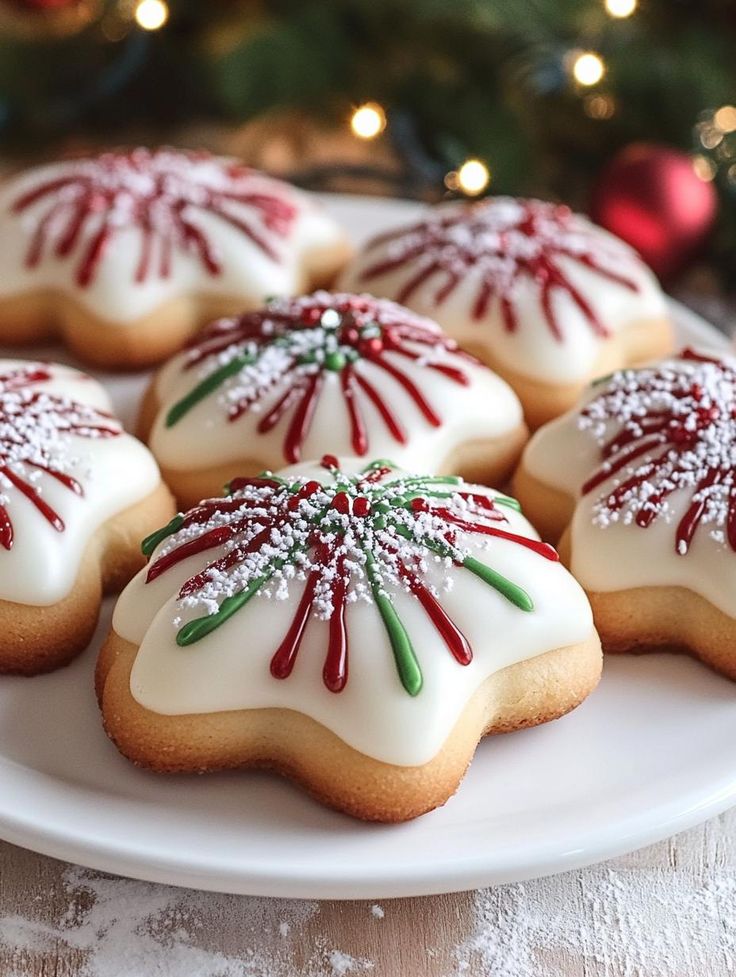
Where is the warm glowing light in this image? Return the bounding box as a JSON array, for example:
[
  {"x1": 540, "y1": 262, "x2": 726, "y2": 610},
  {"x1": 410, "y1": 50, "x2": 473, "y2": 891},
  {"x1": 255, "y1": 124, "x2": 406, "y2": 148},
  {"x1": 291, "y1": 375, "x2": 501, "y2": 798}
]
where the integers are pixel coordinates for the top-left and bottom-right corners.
[
  {"x1": 714, "y1": 105, "x2": 736, "y2": 133},
  {"x1": 700, "y1": 127, "x2": 723, "y2": 150},
  {"x1": 444, "y1": 171, "x2": 459, "y2": 191},
  {"x1": 584, "y1": 93, "x2": 616, "y2": 120},
  {"x1": 134, "y1": 0, "x2": 169, "y2": 31},
  {"x1": 572, "y1": 51, "x2": 606, "y2": 87},
  {"x1": 456, "y1": 158, "x2": 490, "y2": 196},
  {"x1": 605, "y1": 0, "x2": 637, "y2": 17},
  {"x1": 350, "y1": 103, "x2": 387, "y2": 140},
  {"x1": 692, "y1": 155, "x2": 716, "y2": 182}
]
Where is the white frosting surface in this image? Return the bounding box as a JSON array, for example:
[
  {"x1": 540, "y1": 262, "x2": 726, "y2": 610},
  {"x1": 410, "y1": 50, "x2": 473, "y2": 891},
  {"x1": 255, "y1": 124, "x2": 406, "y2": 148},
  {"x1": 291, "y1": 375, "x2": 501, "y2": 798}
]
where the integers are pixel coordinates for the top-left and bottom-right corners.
[
  {"x1": 522, "y1": 352, "x2": 736, "y2": 616},
  {"x1": 0, "y1": 151, "x2": 346, "y2": 324},
  {"x1": 148, "y1": 293, "x2": 524, "y2": 473},
  {"x1": 0, "y1": 359, "x2": 161, "y2": 605},
  {"x1": 114, "y1": 459, "x2": 593, "y2": 766},
  {"x1": 339, "y1": 197, "x2": 667, "y2": 385}
]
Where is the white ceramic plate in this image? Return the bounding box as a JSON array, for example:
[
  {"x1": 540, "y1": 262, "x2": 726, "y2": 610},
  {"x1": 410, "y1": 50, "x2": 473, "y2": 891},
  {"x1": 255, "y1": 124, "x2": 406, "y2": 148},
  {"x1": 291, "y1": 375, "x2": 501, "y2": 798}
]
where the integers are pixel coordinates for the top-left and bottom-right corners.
[{"x1": 0, "y1": 194, "x2": 733, "y2": 900}]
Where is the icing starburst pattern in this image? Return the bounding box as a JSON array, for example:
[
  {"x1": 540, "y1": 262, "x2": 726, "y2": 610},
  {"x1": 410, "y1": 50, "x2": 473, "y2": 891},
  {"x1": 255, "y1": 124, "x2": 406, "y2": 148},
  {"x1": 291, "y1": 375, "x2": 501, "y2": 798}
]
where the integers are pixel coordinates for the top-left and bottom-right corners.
[
  {"x1": 165, "y1": 292, "x2": 476, "y2": 462},
  {"x1": 0, "y1": 365, "x2": 121, "y2": 549},
  {"x1": 358, "y1": 198, "x2": 641, "y2": 340},
  {"x1": 579, "y1": 349, "x2": 736, "y2": 555},
  {"x1": 141, "y1": 457, "x2": 558, "y2": 695},
  {"x1": 12, "y1": 148, "x2": 298, "y2": 287}
]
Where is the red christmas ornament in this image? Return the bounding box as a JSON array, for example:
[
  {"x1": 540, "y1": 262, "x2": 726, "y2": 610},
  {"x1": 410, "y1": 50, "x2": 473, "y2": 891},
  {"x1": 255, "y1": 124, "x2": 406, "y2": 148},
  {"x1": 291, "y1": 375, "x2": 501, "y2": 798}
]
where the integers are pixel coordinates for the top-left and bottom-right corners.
[{"x1": 590, "y1": 143, "x2": 717, "y2": 280}]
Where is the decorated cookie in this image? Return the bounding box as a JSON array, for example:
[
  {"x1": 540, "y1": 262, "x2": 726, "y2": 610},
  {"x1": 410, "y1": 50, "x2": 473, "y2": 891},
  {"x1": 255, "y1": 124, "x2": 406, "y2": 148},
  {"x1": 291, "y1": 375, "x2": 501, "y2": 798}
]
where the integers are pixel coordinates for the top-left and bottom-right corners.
[
  {"x1": 0, "y1": 148, "x2": 351, "y2": 368},
  {"x1": 139, "y1": 291, "x2": 527, "y2": 507},
  {"x1": 0, "y1": 359, "x2": 175, "y2": 674},
  {"x1": 339, "y1": 197, "x2": 673, "y2": 428},
  {"x1": 514, "y1": 348, "x2": 736, "y2": 678},
  {"x1": 97, "y1": 456, "x2": 600, "y2": 821}
]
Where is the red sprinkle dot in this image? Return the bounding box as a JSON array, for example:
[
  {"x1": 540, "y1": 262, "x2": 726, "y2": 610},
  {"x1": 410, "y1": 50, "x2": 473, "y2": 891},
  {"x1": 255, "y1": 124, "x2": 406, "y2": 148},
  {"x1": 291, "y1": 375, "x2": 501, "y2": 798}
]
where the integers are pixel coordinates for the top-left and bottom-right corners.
[
  {"x1": 302, "y1": 307, "x2": 322, "y2": 325},
  {"x1": 353, "y1": 496, "x2": 370, "y2": 516},
  {"x1": 331, "y1": 492, "x2": 350, "y2": 513},
  {"x1": 360, "y1": 337, "x2": 384, "y2": 356}
]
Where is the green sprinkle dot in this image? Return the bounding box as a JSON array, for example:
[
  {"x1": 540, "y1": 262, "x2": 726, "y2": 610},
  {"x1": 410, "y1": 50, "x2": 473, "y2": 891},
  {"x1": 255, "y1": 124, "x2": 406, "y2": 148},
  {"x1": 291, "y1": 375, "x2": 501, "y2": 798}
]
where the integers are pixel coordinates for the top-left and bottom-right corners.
[{"x1": 324, "y1": 350, "x2": 347, "y2": 371}]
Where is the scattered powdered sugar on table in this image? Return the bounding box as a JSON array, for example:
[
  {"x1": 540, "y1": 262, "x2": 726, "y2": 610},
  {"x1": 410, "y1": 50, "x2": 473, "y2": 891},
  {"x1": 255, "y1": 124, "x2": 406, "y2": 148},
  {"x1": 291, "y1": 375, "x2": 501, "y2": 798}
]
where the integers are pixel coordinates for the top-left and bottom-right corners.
[
  {"x1": 452, "y1": 865, "x2": 736, "y2": 977},
  {"x1": 3, "y1": 827, "x2": 736, "y2": 976},
  {"x1": 0, "y1": 866, "x2": 372, "y2": 977}
]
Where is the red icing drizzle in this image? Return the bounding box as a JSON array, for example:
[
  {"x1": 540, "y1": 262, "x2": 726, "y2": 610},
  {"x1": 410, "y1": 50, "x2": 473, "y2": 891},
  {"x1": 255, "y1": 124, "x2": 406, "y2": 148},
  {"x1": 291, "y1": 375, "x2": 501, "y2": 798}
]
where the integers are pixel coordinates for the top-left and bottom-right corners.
[
  {"x1": 147, "y1": 458, "x2": 559, "y2": 694},
  {"x1": 0, "y1": 365, "x2": 120, "y2": 549},
  {"x1": 359, "y1": 199, "x2": 640, "y2": 341},
  {"x1": 12, "y1": 149, "x2": 298, "y2": 287},
  {"x1": 174, "y1": 293, "x2": 479, "y2": 463},
  {"x1": 581, "y1": 349, "x2": 736, "y2": 555}
]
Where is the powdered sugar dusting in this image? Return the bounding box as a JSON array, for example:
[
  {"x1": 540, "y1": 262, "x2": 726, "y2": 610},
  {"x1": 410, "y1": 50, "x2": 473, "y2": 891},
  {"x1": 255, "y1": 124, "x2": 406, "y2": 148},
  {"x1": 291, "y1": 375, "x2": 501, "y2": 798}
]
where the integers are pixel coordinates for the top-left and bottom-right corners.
[
  {"x1": 358, "y1": 197, "x2": 640, "y2": 337},
  {"x1": 150, "y1": 464, "x2": 505, "y2": 623},
  {"x1": 0, "y1": 865, "x2": 374, "y2": 977},
  {"x1": 140, "y1": 457, "x2": 557, "y2": 696},
  {"x1": 453, "y1": 863, "x2": 736, "y2": 976},
  {"x1": 167, "y1": 291, "x2": 474, "y2": 462},
  {"x1": 12, "y1": 147, "x2": 298, "y2": 287},
  {"x1": 578, "y1": 349, "x2": 736, "y2": 554},
  {"x1": 0, "y1": 364, "x2": 121, "y2": 549}
]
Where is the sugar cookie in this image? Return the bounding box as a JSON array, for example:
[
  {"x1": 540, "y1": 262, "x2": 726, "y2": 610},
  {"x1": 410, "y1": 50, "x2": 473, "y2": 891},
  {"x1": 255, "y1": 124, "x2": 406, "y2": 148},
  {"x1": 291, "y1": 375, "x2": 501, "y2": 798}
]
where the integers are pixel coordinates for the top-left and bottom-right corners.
[
  {"x1": 0, "y1": 148, "x2": 351, "y2": 368},
  {"x1": 139, "y1": 292, "x2": 527, "y2": 507},
  {"x1": 0, "y1": 359, "x2": 174, "y2": 673},
  {"x1": 514, "y1": 348, "x2": 736, "y2": 678},
  {"x1": 339, "y1": 197, "x2": 673, "y2": 427},
  {"x1": 98, "y1": 456, "x2": 600, "y2": 821}
]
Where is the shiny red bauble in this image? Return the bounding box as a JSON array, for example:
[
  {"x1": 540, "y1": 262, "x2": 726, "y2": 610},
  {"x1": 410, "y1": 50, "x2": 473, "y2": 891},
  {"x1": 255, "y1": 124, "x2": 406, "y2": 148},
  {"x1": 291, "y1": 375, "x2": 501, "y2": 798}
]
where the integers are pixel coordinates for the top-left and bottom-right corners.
[{"x1": 590, "y1": 143, "x2": 717, "y2": 280}]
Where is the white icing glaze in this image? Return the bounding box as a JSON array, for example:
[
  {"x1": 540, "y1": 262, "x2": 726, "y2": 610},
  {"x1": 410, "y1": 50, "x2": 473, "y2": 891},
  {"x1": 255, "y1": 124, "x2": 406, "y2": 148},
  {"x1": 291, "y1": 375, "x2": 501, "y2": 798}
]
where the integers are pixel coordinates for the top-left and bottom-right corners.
[
  {"x1": 0, "y1": 150, "x2": 346, "y2": 324},
  {"x1": 522, "y1": 350, "x2": 736, "y2": 617},
  {"x1": 0, "y1": 359, "x2": 161, "y2": 605},
  {"x1": 339, "y1": 197, "x2": 668, "y2": 385},
  {"x1": 113, "y1": 458, "x2": 594, "y2": 767},
  {"x1": 148, "y1": 292, "x2": 524, "y2": 474}
]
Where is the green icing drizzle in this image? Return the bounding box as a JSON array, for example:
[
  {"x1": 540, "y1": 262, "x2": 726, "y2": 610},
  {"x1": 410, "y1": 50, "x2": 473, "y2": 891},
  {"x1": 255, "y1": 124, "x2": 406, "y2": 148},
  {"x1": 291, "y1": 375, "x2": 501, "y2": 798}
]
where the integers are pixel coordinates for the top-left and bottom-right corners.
[
  {"x1": 141, "y1": 514, "x2": 184, "y2": 557},
  {"x1": 463, "y1": 556, "x2": 534, "y2": 611},
  {"x1": 365, "y1": 551, "x2": 422, "y2": 696},
  {"x1": 493, "y1": 495, "x2": 522, "y2": 512},
  {"x1": 176, "y1": 572, "x2": 272, "y2": 646},
  {"x1": 166, "y1": 353, "x2": 255, "y2": 427}
]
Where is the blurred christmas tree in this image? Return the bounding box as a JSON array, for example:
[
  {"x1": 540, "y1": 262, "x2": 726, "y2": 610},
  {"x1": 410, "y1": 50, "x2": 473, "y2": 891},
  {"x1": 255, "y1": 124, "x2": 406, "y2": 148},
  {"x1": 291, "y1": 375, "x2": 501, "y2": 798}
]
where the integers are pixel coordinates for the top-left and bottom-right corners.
[{"x1": 0, "y1": 0, "x2": 734, "y2": 280}]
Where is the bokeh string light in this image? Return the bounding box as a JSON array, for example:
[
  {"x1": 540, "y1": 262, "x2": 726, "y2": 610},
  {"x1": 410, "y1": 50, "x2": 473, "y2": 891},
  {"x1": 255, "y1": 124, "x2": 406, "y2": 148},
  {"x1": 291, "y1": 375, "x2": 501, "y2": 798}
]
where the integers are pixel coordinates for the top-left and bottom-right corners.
[
  {"x1": 444, "y1": 158, "x2": 491, "y2": 196},
  {"x1": 571, "y1": 51, "x2": 606, "y2": 87},
  {"x1": 584, "y1": 93, "x2": 616, "y2": 120},
  {"x1": 695, "y1": 105, "x2": 736, "y2": 189},
  {"x1": 350, "y1": 103, "x2": 387, "y2": 140},
  {"x1": 134, "y1": 0, "x2": 168, "y2": 32},
  {"x1": 604, "y1": 0, "x2": 637, "y2": 18}
]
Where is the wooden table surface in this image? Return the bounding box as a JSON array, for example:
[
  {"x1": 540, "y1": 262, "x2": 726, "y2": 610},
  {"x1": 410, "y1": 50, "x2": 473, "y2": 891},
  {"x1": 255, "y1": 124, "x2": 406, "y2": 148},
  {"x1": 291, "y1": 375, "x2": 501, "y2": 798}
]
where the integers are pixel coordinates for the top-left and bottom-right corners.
[{"x1": 1, "y1": 808, "x2": 735, "y2": 976}]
